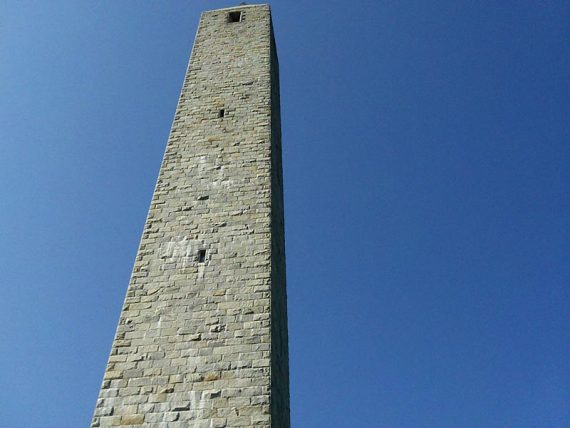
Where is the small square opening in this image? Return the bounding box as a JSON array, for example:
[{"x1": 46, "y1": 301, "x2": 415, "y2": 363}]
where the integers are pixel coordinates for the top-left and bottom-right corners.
[
  {"x1": 198, "y1": 249, "x2": 206, "y2": 263},
  {"x1": 228, "y1": 11, "x2": 242, "y2": 23},
  {"x1": 218, "y1": 109, "x2": 225, "y2": 118}
]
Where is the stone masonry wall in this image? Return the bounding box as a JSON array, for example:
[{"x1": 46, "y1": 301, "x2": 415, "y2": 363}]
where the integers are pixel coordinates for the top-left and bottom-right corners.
[{"x1": 91, "y1": 5, "x2": 289, "y2": 427}]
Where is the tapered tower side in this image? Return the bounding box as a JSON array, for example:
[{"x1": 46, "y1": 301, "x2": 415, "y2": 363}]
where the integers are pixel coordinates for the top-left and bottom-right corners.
[
  {"x1": 268, "y1": 21, "x2": 290, "y2": 427},
  {"x1": 92, "y1": 5, "x2": 289, "y2": 427}
]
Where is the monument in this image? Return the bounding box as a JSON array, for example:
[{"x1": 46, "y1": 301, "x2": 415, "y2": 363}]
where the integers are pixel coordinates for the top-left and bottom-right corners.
[{"x1": 92, "y1": 5, "x2": 289, "y2": 427}]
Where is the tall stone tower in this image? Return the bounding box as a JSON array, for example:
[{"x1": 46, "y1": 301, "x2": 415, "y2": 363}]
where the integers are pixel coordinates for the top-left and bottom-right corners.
[{"x1": 92, "y1": 5, "x2": 289, "y2": 427}]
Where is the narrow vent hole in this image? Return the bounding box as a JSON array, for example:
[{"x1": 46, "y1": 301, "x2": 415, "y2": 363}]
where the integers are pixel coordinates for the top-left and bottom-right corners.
[
  {"x1": 228, "y1": 11, "x2": 242, "y2": 22},
  {"x1": 198, "y1": 250, "x2": 206, "y2": 263},
  {"x1": 218, "y1": 109, "x2": 225, "y2": 118}
]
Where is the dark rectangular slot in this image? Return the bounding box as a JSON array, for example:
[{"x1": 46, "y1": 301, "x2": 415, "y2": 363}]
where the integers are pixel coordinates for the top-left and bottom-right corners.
[
  {"x1": 228, "y1": 11, "x2": 242, "y2": 22},
  {"x1": 218, "y1": 109, "x2": 225, "y2": 118},
  {"x1": 198, "y1": 249, "x2": 206, "y2": 263}
]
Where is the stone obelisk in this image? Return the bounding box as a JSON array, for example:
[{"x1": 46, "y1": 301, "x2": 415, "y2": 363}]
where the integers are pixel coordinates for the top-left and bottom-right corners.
[{"x1": 92, "y1": 5, "x2": 289, "y2": 427}]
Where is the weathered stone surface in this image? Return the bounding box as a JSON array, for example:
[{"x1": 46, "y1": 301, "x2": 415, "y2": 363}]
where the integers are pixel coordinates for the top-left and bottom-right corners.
[
  {"x1": 120, "y1": 415, "x2": 145, "y2": 425},
  {"x1": 91, "y1": 4, "x2": 289, "y2": 428}
]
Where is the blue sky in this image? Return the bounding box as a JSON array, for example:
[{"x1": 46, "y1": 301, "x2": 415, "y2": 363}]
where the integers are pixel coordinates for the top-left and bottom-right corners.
[{"x1": 1, "y1": 1, "x2": 569, "y2": 427}]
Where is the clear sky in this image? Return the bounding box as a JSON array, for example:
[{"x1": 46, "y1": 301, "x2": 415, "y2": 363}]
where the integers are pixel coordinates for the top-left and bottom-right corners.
[{"x1": 1, "y1": 1, "x2": 569, "y2": 427}]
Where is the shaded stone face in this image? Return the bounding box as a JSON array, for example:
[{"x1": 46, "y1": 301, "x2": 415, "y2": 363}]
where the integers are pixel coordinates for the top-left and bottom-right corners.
[{"x1": 92, "y1": 5, "x2": 289, "y2": 427}]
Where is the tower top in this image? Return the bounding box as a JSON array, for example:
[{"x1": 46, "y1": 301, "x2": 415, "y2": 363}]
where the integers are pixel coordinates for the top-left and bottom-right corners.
[{"x1": 205, "y1": 3, "x2": 270, "y2": 13}]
